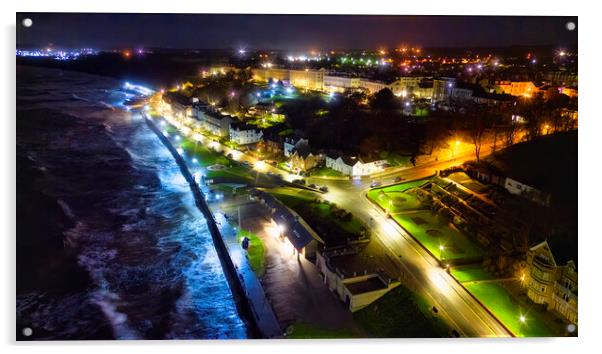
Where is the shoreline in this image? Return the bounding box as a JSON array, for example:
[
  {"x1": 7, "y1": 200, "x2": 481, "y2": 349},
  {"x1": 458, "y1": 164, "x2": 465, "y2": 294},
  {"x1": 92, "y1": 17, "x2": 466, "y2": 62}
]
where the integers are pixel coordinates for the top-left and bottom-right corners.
[{"x1": 143, "y1": 113, "x2": 281, "y2": 339}]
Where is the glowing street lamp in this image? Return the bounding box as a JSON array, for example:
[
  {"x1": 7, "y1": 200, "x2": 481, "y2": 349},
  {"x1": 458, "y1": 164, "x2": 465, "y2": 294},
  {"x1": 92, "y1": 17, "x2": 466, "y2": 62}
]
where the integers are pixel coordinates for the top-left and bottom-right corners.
[{"x1": 254, "y1": 160, "x2": 267, "y2": 172}]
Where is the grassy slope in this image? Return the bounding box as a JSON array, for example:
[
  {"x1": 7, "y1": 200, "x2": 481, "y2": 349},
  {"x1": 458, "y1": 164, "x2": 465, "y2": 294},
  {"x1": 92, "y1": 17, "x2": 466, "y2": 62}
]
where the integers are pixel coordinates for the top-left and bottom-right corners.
[{"x1": 354, "y1": 285, "x2": 448, "y2": 338}]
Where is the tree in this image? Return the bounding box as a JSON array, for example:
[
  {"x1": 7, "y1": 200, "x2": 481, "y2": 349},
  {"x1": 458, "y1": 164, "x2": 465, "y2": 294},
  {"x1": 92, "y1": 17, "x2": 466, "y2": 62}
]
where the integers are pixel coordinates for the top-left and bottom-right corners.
[
  {"x1": 370, "y1": 88, "x2": 400, "y2": 111},
  {"x1": 465, "y1": 108, "x2": 492, "y2": 162}
]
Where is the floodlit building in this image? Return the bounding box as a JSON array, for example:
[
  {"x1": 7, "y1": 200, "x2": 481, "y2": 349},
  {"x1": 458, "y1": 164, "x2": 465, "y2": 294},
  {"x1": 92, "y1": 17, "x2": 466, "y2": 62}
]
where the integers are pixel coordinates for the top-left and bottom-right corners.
[
  {"x1": 495, "y1": 81, "x2": 537, "y2": 97},
  {"x1": 525, "y1": 240, "x2": 578, "y2": 324},
  {"x1": 252, "y1": 67, "x2": 291, "y2": 83},
  {"x1": 325, "y1": 154, "x2": 387, "y2": 177},
  {"x1": 324, "y1": 75, "x2": 361, "y2": 93},
  {"x1": 432, "y1": 77, "x2": 456, "y2": 102},
  {"x1": 289, "y1": 68, "x2": 326, "y2": 91},
  {"x1": 197, "y1": 109, "x2": 234, "y2": 137},
  {"x1": 357, "y1": 79, "x2": 388, "y2": 94},
  {"x1": 389, "y1": 76, "x2": 426, "y2": 97},
  {"x1": 229, "y1": 122, "x2": 263, "y2": 145}
]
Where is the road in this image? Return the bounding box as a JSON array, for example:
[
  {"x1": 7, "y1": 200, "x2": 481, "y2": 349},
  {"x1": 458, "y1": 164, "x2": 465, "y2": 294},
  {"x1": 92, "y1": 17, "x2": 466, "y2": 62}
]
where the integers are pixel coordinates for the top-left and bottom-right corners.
[
  {"x1": 306, "y1": 146, "x2": 512, "y2": 338},
  {"x1": 150, "y1": 96, "x2": 511, "y2": 337}
]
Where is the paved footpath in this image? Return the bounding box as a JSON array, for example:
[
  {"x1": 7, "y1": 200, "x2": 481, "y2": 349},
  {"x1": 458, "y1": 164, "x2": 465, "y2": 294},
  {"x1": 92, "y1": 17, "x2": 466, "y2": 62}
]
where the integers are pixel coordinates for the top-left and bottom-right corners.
[
  {"x1": 212, "y1": 211, "x2": 282, "y2": 338},
  {"x1": 146, "y1": 115, "x2": 281, "y2": 338}
]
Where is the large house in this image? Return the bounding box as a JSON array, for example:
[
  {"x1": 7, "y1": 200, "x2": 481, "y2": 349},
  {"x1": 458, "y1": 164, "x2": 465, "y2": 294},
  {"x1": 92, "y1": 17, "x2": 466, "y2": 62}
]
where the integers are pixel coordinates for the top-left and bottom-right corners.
[
  {"x1": 289, "y1": 149, "x2": 322, "y2": 173},
  {"x1": 325, "y1": 154, "x2": 387, "y2": 177},
  {"x1": 196, "y1": 109, "x2": 234, "y2": 137},
  {"x1": 229, "y1": 122, "x2": 263, "y2": 145},
  {"x1": 525, "y1": 240, "x2": 577, "y2": 324}
]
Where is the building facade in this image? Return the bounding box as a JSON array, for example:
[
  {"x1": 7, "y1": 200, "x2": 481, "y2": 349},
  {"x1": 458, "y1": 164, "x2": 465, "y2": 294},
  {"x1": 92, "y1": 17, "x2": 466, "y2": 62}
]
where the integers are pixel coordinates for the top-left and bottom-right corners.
[
  {"x1": 197, "y1": 110, "x2": 233, "y2": 137},
  {"x1": 325, "y1": 155, "x2": 387, "y2": 177},
  {"x1": 525, "y1": 241, "x2": 578, "y2": 324},
  {"x1": 229, "y1": 122, "x2": 263, "y2": 145},
  {"x1": 495, "y1": 81, "x2": 537, "y2": 97}
]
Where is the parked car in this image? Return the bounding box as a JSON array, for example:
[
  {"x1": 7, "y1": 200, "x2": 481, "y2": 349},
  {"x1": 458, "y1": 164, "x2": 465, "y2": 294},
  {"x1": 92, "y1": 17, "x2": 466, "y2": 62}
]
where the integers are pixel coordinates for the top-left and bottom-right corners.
[
  {"x1": 394, "y1": 176, "x2": 404, "y2": 183},
  {"x1": 308, "y1": 183, "x2": 317, "y2": 189},
  {"x1": 319, "y1": 186, "x2": 329, "y2": 193},
  {"x1": 292, "y1": 179, "x2": 306, "y2": 185},
  {"x1": 370, "y1": 180, "x2": 381, "y2": 188}
]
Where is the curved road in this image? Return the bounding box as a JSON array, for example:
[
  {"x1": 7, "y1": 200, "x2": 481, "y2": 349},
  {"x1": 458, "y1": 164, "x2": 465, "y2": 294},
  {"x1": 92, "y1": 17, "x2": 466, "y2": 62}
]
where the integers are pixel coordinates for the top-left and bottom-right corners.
[{"x1": 306, "y1": 147, "x2": 512, "y2": 338}]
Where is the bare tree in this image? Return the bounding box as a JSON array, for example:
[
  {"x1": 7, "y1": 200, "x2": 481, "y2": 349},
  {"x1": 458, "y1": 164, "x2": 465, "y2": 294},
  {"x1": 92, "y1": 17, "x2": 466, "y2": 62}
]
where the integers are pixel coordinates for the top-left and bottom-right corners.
[{"x1": 465, "y1": 108, "x2": 491, "y2": 162}]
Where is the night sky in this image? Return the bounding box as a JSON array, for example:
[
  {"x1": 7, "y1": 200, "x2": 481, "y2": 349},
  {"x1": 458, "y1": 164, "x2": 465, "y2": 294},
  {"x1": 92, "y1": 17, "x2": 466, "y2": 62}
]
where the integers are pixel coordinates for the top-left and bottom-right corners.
[{"x1": 17, "y1": 13, "x2": 578, "y2": 51}]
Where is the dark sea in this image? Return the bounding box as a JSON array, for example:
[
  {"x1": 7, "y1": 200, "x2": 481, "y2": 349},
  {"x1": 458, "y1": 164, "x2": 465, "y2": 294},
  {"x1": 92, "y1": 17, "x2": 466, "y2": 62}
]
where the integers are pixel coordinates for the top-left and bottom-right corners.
[{"x1": 16, "y1": 66, "x2": 247, "y2": 340}]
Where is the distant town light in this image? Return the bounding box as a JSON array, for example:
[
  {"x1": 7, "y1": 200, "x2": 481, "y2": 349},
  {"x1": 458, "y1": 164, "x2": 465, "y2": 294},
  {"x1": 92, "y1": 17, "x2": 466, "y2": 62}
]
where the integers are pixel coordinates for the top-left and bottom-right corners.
[{"x1": 519, "y1": 315, "x2": 526, "y2": 323}]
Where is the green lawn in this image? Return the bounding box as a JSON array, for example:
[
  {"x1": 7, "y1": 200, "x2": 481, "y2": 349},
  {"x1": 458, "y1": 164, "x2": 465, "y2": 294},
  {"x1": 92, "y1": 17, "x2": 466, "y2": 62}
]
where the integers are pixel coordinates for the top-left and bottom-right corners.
[
  {"x1": 310, "y1": 166, "x2": 345, "y2": 178},
  {"x1": 370, "y1": 190, "x2": 423, "y2": 213},
  {"x1": 180, "y1": 139, "x2": 229, "y2": 167},
  {"x1": 354, "y1": 285, "x2": 448, "y2": 337},
  {"x1": 450, "y1": 265, "x2": 496, "y2": 283},
  {"x1": 393, "y1": 211, "x2": 484, "y2": 262},
  {"x1": 367, "y1": 178, "x2": 429, "y2": 206},
  {"x1": 206, "y1": 165, "x2": 252, "y2": 181},
  {"x1": 269, "y1": 187, "x2": 367, "y2": 246},
  {"x1": 463, "y1": 281, "x2": 556, "y2": 337},
  {"x1": 237, "y1": 229, "x2": 266, "y2": 277},
  {"x1": 287, "y1": 323, "x2": 355, "y2": 339},
  {"x1": 367, "y1": 179, "x2": 483, "y2": 262}
]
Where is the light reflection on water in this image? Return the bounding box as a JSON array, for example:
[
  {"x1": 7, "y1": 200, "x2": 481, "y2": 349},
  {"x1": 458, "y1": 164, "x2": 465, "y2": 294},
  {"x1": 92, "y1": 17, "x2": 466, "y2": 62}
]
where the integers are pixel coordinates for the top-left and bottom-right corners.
[{"x1": 16, "y1": 68, "x2": 247, "y2": 340}]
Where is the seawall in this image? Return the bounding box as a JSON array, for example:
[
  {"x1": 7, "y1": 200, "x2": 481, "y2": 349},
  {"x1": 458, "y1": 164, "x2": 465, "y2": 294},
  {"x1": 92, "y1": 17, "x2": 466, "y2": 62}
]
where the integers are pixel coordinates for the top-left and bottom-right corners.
[{"x1": 143, "y1": 115, "x2": 262, "y2": 338}]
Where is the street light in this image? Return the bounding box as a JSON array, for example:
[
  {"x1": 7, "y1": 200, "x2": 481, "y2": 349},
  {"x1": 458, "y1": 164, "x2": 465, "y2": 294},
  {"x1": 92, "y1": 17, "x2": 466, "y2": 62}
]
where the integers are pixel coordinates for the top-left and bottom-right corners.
[{"x1": 518, "y1": 314, "x2": 527, "y2": 337}]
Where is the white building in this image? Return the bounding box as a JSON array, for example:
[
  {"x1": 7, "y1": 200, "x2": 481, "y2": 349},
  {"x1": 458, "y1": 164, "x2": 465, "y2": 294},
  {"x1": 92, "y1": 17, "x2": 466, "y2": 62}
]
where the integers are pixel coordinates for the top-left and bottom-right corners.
[
  {"x1": 325, "y1": 154, "x2": 387, "y2": 177},
  {"x1": 504, "y1": 177, "x2": 551, "y2": 206},
  {"x1": 229, "y1": 122, "x2": 263, "y2": 145},
  {"x1": 324, "y1": 75, "x2": 361, "y2": 93},
  {"x1": 358, "y1": 79, "x2": 388, "y2": 94},
  {"x1": 283, "y1": 137, "x2": 309, "y2": 157}
]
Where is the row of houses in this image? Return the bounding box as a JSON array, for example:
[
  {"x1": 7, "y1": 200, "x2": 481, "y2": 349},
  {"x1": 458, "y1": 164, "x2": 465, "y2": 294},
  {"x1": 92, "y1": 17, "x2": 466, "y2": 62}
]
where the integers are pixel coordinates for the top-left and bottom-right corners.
[{"x1": 166, "y1": 96, "x2": 389, "y2": 178}]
